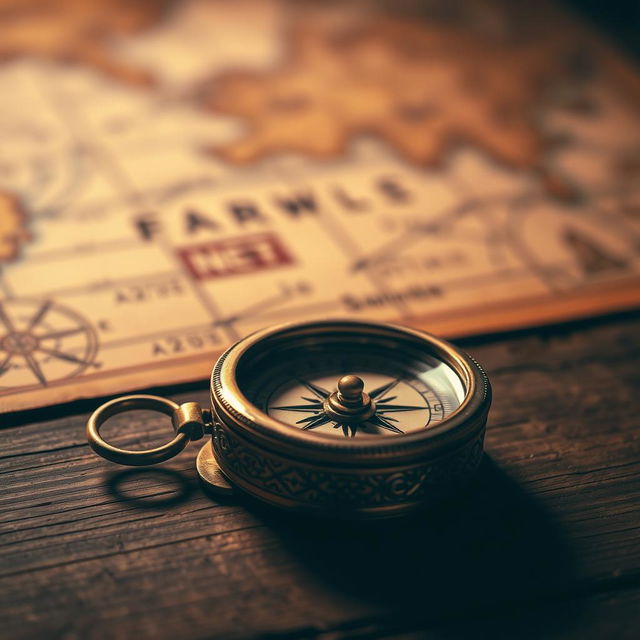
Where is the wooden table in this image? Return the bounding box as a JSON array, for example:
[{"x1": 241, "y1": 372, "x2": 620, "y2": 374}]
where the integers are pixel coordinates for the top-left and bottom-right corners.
[{"x1": 1, "y1": 312, "x2": 639, "y2": 639}]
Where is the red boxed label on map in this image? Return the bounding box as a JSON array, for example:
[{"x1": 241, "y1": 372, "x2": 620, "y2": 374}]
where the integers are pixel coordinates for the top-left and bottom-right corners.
[{"x1": 177, "y1": 233, "x2": 294, "y2": 280}]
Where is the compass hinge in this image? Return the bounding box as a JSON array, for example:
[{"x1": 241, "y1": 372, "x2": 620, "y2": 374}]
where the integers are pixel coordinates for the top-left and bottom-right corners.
[{"x1": 172, "y1": 402, "x2": 213, "y2": 441}]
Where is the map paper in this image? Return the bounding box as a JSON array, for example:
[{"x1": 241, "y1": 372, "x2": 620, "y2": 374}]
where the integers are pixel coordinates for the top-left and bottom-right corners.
[{"x1": 1, "y1": 0, "x2": 640, "y2": 412}]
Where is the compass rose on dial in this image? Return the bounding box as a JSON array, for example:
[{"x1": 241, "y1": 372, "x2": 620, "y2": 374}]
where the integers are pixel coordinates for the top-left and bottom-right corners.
[
  {"x1": 0, "y1": 298, "x2": 98, "y2": 389},
  {"x1": 269, "y1": 373, "x2": 437, "y2": 438}
]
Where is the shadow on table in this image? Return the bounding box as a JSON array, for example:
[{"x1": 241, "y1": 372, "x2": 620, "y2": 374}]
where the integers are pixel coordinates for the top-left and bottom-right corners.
[
  {"x1": 102, "y1": 455, "x2": 583, "y2": 636},
  {"x1": 257, "y1": 456, "x2": 582, "y2": 637},
  {"x1": 105, "y1": 467, "x2": 196, "y2": 509}
]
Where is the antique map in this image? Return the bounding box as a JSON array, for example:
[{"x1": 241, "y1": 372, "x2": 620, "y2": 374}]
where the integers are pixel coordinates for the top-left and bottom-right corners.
[{"x1": 1, "y1": 0, "x2": 640, "y2": 412}]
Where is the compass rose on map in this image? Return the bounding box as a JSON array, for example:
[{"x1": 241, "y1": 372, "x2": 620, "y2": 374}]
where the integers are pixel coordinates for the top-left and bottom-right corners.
[{"x1": 0, "y1": 298, "x2": 98, "y2": 389}]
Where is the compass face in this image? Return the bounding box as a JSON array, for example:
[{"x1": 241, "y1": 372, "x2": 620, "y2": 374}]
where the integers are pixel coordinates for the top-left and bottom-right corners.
[
  {"x1": 210, "y1": 320, "x2": 490, "y2": 517},
  {"x1": 240, "y1": 346, "x2": 466, "y2": 439}
]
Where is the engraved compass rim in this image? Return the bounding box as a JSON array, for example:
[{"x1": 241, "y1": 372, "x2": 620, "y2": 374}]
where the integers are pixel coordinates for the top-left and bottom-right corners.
[{"x1": 210, "y1": 318, "x2": 490, "y2": 457}]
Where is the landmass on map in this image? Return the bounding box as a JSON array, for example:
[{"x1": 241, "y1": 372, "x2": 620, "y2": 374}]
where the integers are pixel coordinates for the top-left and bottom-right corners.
[
  {"x1": 0, "y1": 0, "x2": 622, "y2": 190},
  {"x1": 0, "y1": 192, "x2": 29, "y2": 263},
  {"x1": 0, "y1": 0, "x2": 170, "y2": 86},
  {"x1": 201, "y1": 5, "x2": 596, "y2": 175}
]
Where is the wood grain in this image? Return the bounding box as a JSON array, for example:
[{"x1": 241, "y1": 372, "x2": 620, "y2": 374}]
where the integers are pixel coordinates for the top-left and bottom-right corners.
[{"x1": 1, "y1": 313, "x2": 639, "y2": 639}]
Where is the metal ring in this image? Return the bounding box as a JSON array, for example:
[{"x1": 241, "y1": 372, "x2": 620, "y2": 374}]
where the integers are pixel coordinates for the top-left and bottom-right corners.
[{"x1": 87, "y1": 395, "x2": 190, "y2": 466}]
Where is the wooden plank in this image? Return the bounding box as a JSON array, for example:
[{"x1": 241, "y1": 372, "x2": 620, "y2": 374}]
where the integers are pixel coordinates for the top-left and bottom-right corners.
[
  {"x1": 350, "y1": 586, "x2": 640, "y2": 640},
  {"x1": 0, "y1": 314, "x2": 639, "y2": 638}
]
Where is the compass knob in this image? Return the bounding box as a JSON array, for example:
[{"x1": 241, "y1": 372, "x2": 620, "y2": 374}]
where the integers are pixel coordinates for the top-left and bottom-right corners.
[
  {"x1": 325, "y1": 374, "x2": 375, "y2": 422},
  {"x1": 337, "y1": 375, "x2": 365, "y2": 403}
]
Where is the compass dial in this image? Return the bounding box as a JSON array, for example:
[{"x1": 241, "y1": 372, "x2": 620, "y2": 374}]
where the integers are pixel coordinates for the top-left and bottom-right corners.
[{"x1": 240, "y1": 346, "x2": 465, "y2": 439}]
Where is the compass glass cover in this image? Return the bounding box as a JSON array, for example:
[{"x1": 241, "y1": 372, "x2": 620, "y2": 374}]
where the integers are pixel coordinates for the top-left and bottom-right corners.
[{"x1": 239, "y1": 340, "x2": 466, "y2": 439}]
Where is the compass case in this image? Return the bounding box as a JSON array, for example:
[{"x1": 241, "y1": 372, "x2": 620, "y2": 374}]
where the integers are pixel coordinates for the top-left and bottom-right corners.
[{"x1": 209, "y1": 320, "x2": 491, "y2": 519}]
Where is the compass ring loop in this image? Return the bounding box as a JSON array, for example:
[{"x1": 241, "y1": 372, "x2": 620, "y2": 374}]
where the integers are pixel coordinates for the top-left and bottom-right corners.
[{"x1": 87, "y1": 394, "x2": 193, "y2": 466}]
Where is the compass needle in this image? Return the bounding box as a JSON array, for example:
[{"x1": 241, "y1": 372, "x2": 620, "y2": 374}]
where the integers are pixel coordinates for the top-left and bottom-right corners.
[
  {"x1": 376, "y1": 413, "x2": 399, "y2": 422},
  {"x1": 296, "y1": 413, "x2": 323, "y2": 423},
  {"x1": 300, "y1": 414, "x2": 332, "y2": 430},
  {"x1": 298, "y1": 379, "x2": 331, "y2": 399},
  {"x1": 368, "y1": 415, "x2": 405, "y2": 434},
  {"x1": 378, "y1": 404, "x2": 426, "y2": 412},
  {"x1": 369, "y1": 378, "x2": 401, "y2": 400}
]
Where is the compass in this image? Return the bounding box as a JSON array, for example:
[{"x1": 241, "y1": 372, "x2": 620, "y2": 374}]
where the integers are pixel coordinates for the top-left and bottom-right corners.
[{"x1": 87, "y1": 320, "x2": 491, "y2": 518}]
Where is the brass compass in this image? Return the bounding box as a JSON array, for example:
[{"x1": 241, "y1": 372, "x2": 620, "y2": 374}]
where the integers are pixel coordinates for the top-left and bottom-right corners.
[{"x1": 87, "y1": 320, "x2": 491, "y2": 518}]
